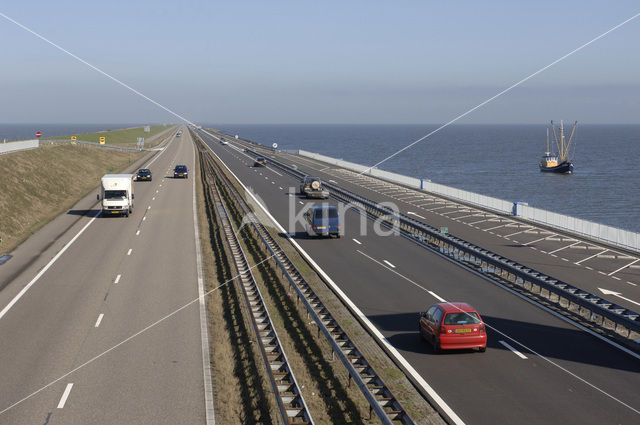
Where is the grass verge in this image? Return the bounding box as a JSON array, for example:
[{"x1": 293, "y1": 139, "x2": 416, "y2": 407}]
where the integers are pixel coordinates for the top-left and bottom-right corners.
[
  {"x1": 195, "y1": 148, "x2": 280, "y2": 424},
  {"x1": 201, "y1": 134, "x2": 444, "y2": 424},
  {"x1": 45, "y1": 125, "x2": 173, "y2": 147},
  {"x1": 0, "y1": 143, "x2": 145, "y2": 254}
]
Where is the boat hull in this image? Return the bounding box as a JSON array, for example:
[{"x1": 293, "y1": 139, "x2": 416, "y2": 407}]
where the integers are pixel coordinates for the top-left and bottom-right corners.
[{"x1": 539, "y1": 161, "x2": 573, "y2": 174}]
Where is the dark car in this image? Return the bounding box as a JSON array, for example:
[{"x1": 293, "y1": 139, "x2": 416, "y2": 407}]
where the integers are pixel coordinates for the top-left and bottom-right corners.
[
  {"x1": 419, "y1": 302, "x2": 487, "y2": 353},
  {"x1": 136, "y1": 168, "x2": 152, "y2": 181},
  {"x1": 254, "y1": 157, "x2": 267, "y2": 167},
  {"x1": 304, "y1": 205, "x2": 341, "y2": 238},
  {"x1": 299, "y1": 175, "x2": 329, "y2": 199},
  {"x1": 174, "y1": 165, "x2": 188, "y2": 178}
]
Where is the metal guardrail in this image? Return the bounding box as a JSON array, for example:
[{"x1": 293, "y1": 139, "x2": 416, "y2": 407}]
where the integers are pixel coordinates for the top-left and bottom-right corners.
[
  {"x1": 252, "y1": 150, "x2": 640, "y2": 342},
  {"x1": 201, "y1": 153, "x2": 314, "y2": 425},
  {"x1": 41, "y1": 139, "x2": 145, "y2": 152},
  {"x1": 197, "y1": 134, "x2": 414, "y2": 425}
]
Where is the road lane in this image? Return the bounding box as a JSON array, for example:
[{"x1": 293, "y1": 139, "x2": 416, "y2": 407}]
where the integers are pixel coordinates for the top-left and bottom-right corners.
[
  {"x1": 0, "y1": 127, "x2": 207, "y2": 424},
  {"x1": 197, "y1": 130, "x2": 640, "y2": 425}
]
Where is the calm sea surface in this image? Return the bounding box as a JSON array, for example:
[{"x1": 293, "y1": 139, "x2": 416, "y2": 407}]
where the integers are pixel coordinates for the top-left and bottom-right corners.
[
  {"x1": 211, "y1": 124, "x2": 640, "y2": 233},
  {"x1": 3, "y1": 123, "x2": 638, "y2": 232}
]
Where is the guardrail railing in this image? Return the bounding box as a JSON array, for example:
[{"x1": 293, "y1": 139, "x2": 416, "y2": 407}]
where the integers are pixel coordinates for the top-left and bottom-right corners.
[
  {"x1": 201, "y1": 152, "x2": 314, "y2": 425},
  {"x1": 198, "y1": 134, "x2": 414, "y2": 425},
  {"x1": 254, "y1": 149, "x2": 640, "y2": 345}
]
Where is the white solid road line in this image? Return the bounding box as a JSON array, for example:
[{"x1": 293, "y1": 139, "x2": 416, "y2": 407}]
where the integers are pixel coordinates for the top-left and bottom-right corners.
[
  {"x1": 608, "y1": 258, "x2": 640, "y2": 276},
  {"x1": 114, "y1": 274, "x2": 121, "y2": 284},
  {"x1": 94, "y1": 313, "x2": 104, "y2": 328},
  {"x1": 203, "y1": 140, "x2": 470, "y2": 425},
  {"x1": 499, "y1": 340, "x2": 528, "y2": 359},
  {"x1": 548, "y1": 241, "x2": 581, "y2": 255},
  {"x1": 0, "y1": 211, "x2": 101, "y2": 321},
  {"x1": 127, "y1": 249, "x2": 132, "y2": 256},
  {"x1": 575, "y1": 249, "x2": 608, "y2": 265},
  {"x1": 191, "y1": 142, "x2": 216, "y2": 425},
  {"x1": 352, "y1": 238, "x2": 362, "y2": 245},
  {"x1": 383, "y1": 260, "x2": 396, "y2": 268},
  {"x1": 143, "y1": 216, "x2": 146, "y2": 221},
  {"x1": 407, "y1": 211, "x2": 426, "y2": 219},
  {"x1": 57, "y1": 383, "x2": 73, "y2": 409}
]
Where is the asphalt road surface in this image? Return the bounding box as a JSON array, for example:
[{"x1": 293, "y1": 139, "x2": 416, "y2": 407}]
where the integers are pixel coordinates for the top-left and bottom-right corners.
[
  {"x1": 196, "y1": 128, "x2": 640, "y2": 425},
  {"x1": 0, "y1": 128, "x2": 209, "y2": 424}
]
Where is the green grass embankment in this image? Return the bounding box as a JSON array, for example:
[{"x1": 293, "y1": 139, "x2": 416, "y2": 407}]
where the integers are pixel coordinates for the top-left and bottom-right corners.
[
  {"x1": 46, "y1": 125, "x2": 173, "y2": 148},
  {"x1": 0, "y1": 143, "x2": 146, "y2": 254}
]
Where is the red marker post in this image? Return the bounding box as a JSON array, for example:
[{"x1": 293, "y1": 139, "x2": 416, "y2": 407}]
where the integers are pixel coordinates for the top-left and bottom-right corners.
[{"x1": 35, "y1": 131, "x2": 41, "y2": 138}]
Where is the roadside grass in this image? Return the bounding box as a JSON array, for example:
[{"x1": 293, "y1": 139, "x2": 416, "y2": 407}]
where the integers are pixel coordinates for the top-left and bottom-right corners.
[
  {"x1": 213, "y1": 164, "x2": 377, "y2": 424},
  {"x1": 45, "y1": 125, "x2": 173, "y2": 147},
  {"x1": 202, "y1": 135, "x2": 443, "y2": 424},
  {"x1": 195, "y1": 149, "x2": 279, "y2": 424},
  {"x1": 0, "y1": 143, "x2": 145, "y2": 254}
]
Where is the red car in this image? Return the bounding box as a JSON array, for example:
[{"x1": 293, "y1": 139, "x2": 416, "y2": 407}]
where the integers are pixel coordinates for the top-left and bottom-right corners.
[{"x1": 419, "y1": 302, "x2": 487, "y2": 353}]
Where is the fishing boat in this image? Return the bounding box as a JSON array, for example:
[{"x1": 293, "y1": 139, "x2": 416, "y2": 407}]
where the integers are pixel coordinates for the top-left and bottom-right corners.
[{"x1": 539, "y1": 120, "x2": 576, "y2": 174}]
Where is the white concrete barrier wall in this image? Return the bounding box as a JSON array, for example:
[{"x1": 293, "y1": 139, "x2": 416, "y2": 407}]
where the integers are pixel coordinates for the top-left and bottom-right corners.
[
  {"x1": 297, "y1": 149, "x2": 639, "y2": 252},
  {"x1": 518, "y1": 204, "x2": 639, "y2": 251},
  {"x1": 0, "y1": 140, "x2": 39, "y2": 155}
]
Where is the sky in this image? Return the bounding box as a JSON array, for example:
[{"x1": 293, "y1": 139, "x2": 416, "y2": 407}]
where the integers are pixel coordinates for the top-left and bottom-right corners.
[{"x1": 1, "y1": 1, "x2": 639, "y2": 124}]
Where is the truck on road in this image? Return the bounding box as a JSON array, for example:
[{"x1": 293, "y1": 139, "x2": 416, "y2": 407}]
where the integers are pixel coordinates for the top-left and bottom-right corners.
[{"x1": 99, "y1": 174, "x2": 135, "y2": 217}]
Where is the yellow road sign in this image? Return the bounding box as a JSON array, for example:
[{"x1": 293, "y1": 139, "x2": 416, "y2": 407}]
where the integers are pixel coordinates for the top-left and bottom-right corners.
[{"x1": 99, "y1": 136, "x2": 105, "y2": 145}]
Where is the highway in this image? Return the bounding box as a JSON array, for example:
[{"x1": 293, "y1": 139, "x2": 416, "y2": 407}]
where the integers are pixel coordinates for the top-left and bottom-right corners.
[
  {"x1": 196, "y1": 128, "x2": 640, "y2": 425},
  {"x1": 0, "y1": 128, "x2": 209, "y2": 424},
  {"x1": 274, "y1": 153, "x2": 640, "y2": 311}
]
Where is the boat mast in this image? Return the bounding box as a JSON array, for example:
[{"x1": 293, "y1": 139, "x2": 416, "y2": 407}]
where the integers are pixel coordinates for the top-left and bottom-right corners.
[
  {"x1": 546, "y1": 128, "x2": 549, "y2": 153},
  {"x1": 551, "y1": 120, "x2": 560, "y2": 155},
  {"x1": 560, "y1": 120, "x2": 565, "y2": 162}
]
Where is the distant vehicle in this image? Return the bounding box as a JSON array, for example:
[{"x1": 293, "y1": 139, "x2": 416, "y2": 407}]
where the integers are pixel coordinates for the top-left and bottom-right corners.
[
  {"x1": 220, "y1": 138, "x2": 229, "y2": 145},
  {"x1": 299, "y1": 175, "x2": 329, "y2": 199},
  {"x1": 136, "y1": 168, "x2": 152, "y2": 181},
  {"x1": 176, "y1": 131, "x2": 182, "y2": 137},
  {"x1": 254, "y1": 157, "x2": 267, "y2": 167},
  {"x1": 174, "y1": 165, "x2": 188, "y2": 178},
  {"x1": 419, "y1": 302, "x2": 487, "y2": 353},
  {"x1": 304, "y1": 205, "x2": 341, "y2": 238},
  {"x1": 99, "y1": 174, "x2": 134, "y2": 217}
]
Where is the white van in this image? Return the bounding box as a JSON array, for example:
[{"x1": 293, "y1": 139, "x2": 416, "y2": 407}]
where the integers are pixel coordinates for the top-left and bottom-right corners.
[{"x1": 100, "y1": 174, "x2": 135, "y2": 217}]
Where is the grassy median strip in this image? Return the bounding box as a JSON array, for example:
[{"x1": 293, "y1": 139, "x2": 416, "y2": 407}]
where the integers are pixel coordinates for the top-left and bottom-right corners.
[
  {"x1": 0, "y1": 143, "x2": 145, "y2": 254},
  {"x1": 212, "y1": 163, "x2": 382, "y2": 424},
  {"x1": 202, "y1": 136, "x2": 444, "y2": 424},
  {"x1": 195, "y1": 151, "x2": 279, "y2": 424},
  {"x1": 45, "y1": 125, "x2": 172, "y2": 147}
]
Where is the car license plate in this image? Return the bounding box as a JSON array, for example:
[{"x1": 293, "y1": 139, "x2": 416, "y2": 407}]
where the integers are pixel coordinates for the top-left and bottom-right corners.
[{"x1": 455, "y1": 328, "x2": 472, "y2": 333}]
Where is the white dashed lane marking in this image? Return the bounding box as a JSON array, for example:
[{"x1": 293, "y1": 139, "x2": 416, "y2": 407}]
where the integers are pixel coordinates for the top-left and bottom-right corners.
[
  {"x1": 383, "y1": 260, "x2": 396, "y2": 268},
  {"x1": 57, "y1": 383, "x2": 74, "y2": 409},
  {"x1": 94, "y1": 313, "x2": 104, "y2": 328},
  {"x1": 127, "y1": 249, "x2": 132, "y2": 256},
  {"x1": 499, "y1": 340, "x2": 528, "y2": 359}
]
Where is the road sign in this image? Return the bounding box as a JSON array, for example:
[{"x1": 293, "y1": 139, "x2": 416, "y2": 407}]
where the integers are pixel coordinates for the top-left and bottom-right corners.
[
  {"x1": 440, "y1": 227, "x2": 448, "y2": 234},
  {"x1": 71, "y1": 136, "x2": 77, "y2": 141},
  {"x1": 272, "y1": 142, "x2": 278, "y2": 149},
  {"x1": 144, "y1": 126, "x2": 150, "y2": 133},
  {"x1": 235, "y1": 135, "x2": 239, "y2": 139},
  {"x1": 99, "y1": 137, "x2": 106, "y2": 145},
  {"x1": 35, "y1": 131, "x2": 41, "y2": 138}
]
